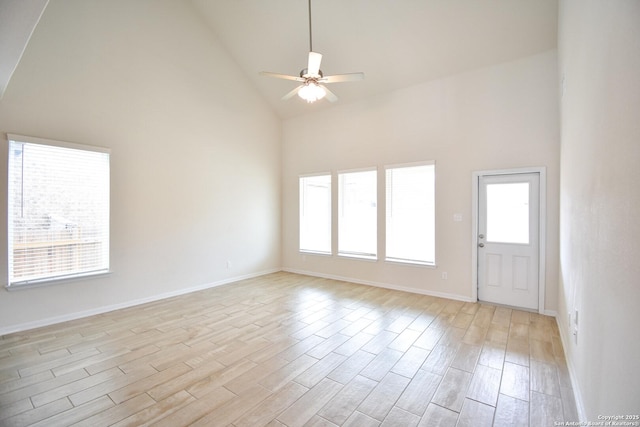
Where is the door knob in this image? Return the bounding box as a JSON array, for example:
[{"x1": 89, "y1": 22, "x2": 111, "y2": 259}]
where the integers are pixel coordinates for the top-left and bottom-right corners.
[{"x1": 478, "y1": 243, "x2": 485, "y2": 248}]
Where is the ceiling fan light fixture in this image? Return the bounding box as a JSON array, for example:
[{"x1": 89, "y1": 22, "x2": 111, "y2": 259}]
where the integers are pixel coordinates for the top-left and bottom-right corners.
[
  {"x1": 298, "y1": 82, "x2": 326, "y2": 103},
  {"x1": 259, "y1": 0, "x2": 363, "y2": 104}
]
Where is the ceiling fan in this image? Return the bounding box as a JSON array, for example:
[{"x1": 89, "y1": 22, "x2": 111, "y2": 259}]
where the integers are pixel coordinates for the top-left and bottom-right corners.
[{"x1": 260, "y1": 0, "x2": 364, "y2": 103}]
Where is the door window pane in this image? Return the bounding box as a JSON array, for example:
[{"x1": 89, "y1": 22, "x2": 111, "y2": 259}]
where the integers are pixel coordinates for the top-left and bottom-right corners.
[{"x1": 486, "y1": 182, "x2": 529, "y2": 244}]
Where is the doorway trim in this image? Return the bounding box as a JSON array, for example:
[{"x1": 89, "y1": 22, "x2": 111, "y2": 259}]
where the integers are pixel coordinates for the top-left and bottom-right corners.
[{"x1": 471, "y1": 167, "x2": 547, "y2": 314}]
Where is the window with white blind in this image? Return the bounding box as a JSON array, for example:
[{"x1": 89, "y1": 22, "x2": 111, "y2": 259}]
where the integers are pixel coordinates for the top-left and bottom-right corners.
[
  {"x1": 338, "y1": 169, "x2": 377, "y2": 258},
  {"x1": 7, "y1": 135, "x2": 110, "y2": 287},
  {"x1": 385, "y1": 163, "x2": 435, "y2": 265},
  {"x1": 299, "y1": 174, "x2": 331, "y2": 254}
]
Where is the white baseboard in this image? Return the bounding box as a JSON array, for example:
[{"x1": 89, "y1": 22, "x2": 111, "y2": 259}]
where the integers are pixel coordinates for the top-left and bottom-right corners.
[
  {"x1": 282, "y1": 268, "x2": 475, "y2": 303},
  {"x1": 556, "y1": 315, "x2": 588, "y2": 421},
  {"x1": 0, "y1": 268, "x2": 281, "y2": 336}
]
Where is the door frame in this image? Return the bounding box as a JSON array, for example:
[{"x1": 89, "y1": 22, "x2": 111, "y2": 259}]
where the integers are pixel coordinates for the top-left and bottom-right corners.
[{"x1": 471, "y1": 167, "x2": 547, "y2": 314}]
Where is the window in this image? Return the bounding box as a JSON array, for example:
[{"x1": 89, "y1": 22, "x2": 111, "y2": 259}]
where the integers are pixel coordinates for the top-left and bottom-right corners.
[
  {"x1": 7, "y1": 135, "x2": 110, "y2": 287},
  {"x1": 338, "y1": 169, "x2": 377, "y2": 258},
  {"x1": 299, "y1": 174, "x2": 331, "y2": 253},
  {"x1": 386, "y1": 163, "x2": 435, "y2": 265}
]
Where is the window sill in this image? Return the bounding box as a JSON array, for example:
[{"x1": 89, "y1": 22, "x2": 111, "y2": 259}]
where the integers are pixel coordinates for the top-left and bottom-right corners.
[
  {"x1": 385, "y1": 258, "x2": 437, "y2": 268},
  {"x1": 299, "y1": 250, "x2": 332, "y2": 257},
  {"x1": 5, "y1": 270, "x2": 112, "y2": 291},
  {"x1": 338, "y1": 253, "x2": 378, "y2": 262}
]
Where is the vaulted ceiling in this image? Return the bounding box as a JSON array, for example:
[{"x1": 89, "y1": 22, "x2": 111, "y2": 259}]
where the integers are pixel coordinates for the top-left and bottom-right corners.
[
  {"x1": 1, "y1": 0, "x2": 558, "y2": 119},
  {"x1": 0, "y1": 0, "x2": 49, "y2": 99},
  {"x1": 192, "y1": 0, "x2": 558, "y2": 118}
]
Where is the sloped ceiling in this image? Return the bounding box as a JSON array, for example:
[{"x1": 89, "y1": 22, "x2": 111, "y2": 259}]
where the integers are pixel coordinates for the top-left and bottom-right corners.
[
  {"x1": 0, "y1": 0, "x2": 49, "y2": 99},
  {"x1": 191, "y1": 0, "x2": 558, "y2": 119},
  {"x1": 1, "y1": 0, "x2": 558, "y2": 119}
]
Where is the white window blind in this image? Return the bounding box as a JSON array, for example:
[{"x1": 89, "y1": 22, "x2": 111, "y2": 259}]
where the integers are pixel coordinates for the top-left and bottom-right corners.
[
  {"x1": 7, "y1": 135, "x2": 110, "y2": 286},
  {"x1": 338, "y1": 169, "x2": 377, "y2": 258},
  {"x1": 299, "y1": 174, "x2": 331, "y2": 254},
  {"x1": 386, "y1": 163, "x2": 435, "y2": 265}
]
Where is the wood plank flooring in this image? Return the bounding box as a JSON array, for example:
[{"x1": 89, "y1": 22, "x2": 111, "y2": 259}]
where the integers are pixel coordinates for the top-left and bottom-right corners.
[{"x1": 0, "y1": 272, "x2": 578, "y2": 426}]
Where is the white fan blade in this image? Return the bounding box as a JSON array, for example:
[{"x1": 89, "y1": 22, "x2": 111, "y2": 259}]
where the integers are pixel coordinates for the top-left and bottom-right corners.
[
  {"x1": 282, "y1": 85, "x2": 303, "y2": 101},
  {"x1": 260, "y1": 71, "x2": 304, "y2": 82},
  {"x1": 307, "y1": 52, "x2": 322, "y2": 77},
  {"x1": 321, "y1": 85, "x2": 338, "y2": 103},
  {"x1": 320, "y1": 72, "x2": 365, "y2": 83}
]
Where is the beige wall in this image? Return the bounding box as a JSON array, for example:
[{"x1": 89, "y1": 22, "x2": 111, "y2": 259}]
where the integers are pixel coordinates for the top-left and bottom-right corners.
[
  {"x1": 558, "y1": 0, "x2": 640, "y2": 417},
  {"x1": 0, "y1": 0, "x2": 282, "y2": 333},
  {"x1": 7, "y1": 1, "x2": 639, "y2": 417},
  {"x1": 283, "y1": 51, "x2": 560, "y2": 311}
]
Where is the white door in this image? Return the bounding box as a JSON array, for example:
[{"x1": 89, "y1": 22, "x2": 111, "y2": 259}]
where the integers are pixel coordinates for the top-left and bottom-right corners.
[{"x1": 477, "y1": 173, "x2": 539, "y2": 310}]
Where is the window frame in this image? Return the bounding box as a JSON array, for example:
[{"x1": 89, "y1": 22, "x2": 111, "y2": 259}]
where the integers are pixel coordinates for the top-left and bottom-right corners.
[
  {"x1": 299, "y1": 172, "x2": 332, "y2": 255},
  {"x1": 337, "y1": 167, "x2": 378, "y2": 260},
  {"x1": 298, "y1": 160, "x2": 436, "y2": 267},
  {"x1": 6, "y1": 134, "x2": 111, "y2": 289},
  {"x1": 384, "y1": 161, "x2": 436, "y2": 266}
]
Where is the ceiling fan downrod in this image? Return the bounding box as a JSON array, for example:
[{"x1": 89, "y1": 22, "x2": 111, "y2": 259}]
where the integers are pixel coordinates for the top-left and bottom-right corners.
[{"x1": 308, "y1": 0, "x2": 313, "y2": 53}]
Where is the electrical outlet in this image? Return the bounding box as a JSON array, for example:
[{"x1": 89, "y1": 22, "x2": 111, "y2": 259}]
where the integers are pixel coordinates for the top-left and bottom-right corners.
[
  {"x1": 226, "y1": 260, "x2": 232, "y2": 269},
  {"x1": 442, "y1": 272, "x2": 448, "y2": 280}
]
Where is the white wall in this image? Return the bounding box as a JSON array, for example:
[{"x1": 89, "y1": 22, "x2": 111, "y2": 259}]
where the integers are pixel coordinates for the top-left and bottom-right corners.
[
  {"x1": 558, "y1": 0, "x2": 640, "y2": 417},
  {"x1": 0, "y1": 0, "x2": 282, "y2": 334},
  {"x1": 283, "y1": 51, "x2": 560, "y2": 310}
]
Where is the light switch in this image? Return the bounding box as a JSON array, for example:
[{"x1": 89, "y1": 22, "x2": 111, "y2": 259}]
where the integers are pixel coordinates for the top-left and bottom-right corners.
[{"x1": 453, "y1": 214, "x2": 462, "y2": 222}]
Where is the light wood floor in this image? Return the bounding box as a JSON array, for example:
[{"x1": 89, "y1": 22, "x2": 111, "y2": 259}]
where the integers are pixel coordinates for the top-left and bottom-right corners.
[{"x1": 0, "y1": 272, "x2": 578, "y2": 426}]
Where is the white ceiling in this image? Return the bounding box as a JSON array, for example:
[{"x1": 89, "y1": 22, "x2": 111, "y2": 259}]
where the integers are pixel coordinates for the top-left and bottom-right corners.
[
  {"x1": 192, "y1": 0, "x2": 558, "y2": 119},
  {"x1": 1, "y1": 0, "x2": 558, "y2": 119}
]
